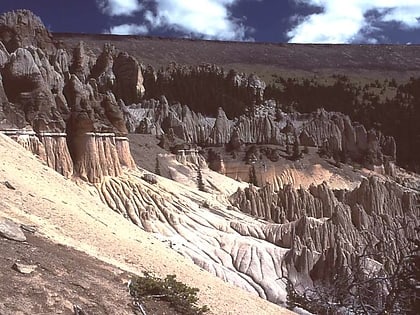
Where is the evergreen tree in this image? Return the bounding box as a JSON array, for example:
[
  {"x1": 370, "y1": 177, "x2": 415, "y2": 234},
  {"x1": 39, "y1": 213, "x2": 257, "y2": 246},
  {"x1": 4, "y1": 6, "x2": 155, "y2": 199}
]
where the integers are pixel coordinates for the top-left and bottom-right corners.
[
  {"x1": 248, "y1": 165, "x2": 258, "y2": 186},
  {"x1": 197, "y1": 167, "x2": 206, "y2": 192},
  {"x1": 154, "y1": 155, "x2": 161, "y2": 175}
]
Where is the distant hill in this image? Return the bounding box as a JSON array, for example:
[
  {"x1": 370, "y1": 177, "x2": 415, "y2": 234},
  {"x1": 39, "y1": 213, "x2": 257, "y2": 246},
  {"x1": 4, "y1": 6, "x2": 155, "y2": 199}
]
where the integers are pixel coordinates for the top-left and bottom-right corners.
[{"x1": 54, "y1": 33, "x2": 420, "y2": 82}]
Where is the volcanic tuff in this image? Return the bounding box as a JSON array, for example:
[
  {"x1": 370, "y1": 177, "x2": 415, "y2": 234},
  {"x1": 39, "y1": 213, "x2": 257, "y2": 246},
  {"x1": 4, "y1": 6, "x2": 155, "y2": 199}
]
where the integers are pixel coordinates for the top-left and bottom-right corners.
[{"x1": 0, "y1": 9, "x2": 419, "y2": 314}]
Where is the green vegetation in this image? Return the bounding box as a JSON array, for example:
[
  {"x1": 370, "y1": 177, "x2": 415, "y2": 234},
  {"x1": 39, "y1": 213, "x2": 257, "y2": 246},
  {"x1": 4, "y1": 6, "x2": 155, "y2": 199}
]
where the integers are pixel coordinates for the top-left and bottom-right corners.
[
  {"x1": 266, "y1": 75, "x2": 420, "y2": 172},
  {"x1": 129, "y1": 273, "x2": 209, "y2": 315}
]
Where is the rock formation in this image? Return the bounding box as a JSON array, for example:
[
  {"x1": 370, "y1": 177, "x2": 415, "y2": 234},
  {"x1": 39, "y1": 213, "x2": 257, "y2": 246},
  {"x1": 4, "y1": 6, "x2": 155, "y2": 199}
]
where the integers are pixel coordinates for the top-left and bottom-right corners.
[
  {"x1": 0, "y1": 9, "x2": 55, "y2": 53},
  {"x1": 0, "y1": 10, "x2": 136, "y2": 182},
  {"x1": 1, "y1": 9, "x2": 418, "y2": 314}
]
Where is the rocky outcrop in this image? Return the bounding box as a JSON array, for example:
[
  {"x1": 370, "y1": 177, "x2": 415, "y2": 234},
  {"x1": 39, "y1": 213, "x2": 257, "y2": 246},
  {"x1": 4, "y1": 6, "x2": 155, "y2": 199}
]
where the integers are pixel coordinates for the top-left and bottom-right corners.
[
  {"x1": 72, "y1": 132, "x2": 122, "y2": 183},
  {"x1": 0, "y1": 11, "x2": 137, "y2": 183},
  {"x1": 38, "y1": 132, "x2": 73, "y2": 177},
  {"x1": 113, "y1": 52, "x2": 144, "y2": 105},
  {"x1": 96, "y1": 175, "x2": 289, "y2": 304},
  {"x1": 0, "y1": 10, "x2": 55, "y2": 53},
  {"x1": 1, "y1": 129, "x2": 73, "y2": 177},
  {"x1": 1, "y1": 129, "x2": 46, "y2": 160},
  {"x1": 230, "y1": 175, "x2": 419, "y2": 288},
  {"x1": 115, "y1": 136, "x2": 136, "y2": 169},
  {"x1": 300, "y1": 109, "x2": 396, "y2": 164}
]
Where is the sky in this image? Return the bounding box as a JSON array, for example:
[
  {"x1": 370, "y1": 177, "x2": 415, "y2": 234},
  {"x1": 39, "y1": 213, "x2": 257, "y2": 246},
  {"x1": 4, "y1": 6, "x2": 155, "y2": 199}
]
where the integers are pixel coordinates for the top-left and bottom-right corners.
[{"x1": 0, "y1": 0, "x2": 419, "y2": 44}]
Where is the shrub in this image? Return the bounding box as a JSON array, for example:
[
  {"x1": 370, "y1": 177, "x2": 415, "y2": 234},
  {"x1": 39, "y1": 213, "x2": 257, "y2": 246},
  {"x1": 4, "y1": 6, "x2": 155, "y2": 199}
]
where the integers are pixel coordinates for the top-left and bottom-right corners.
[{"x1": 129, "y1": 273, "x2": 210, "y2": 315}]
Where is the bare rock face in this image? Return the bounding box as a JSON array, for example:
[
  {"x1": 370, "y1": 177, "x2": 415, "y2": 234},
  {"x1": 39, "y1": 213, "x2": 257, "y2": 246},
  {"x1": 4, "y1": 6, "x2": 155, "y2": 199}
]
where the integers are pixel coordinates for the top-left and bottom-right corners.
[
  {"x1": 1, "y1": 47, "x2": 63, "y2": 132},
  {"x1": 2, "y1": 129, "x2": 46, "y2": 161},
  {"x1": 113, "y1": 52, "x2": 145, "y2": 105},
  {"x1": 0, "y1": 41, "x2": 9, "y2": 67},
  {"x1": 0, "y1": 10, "x2": 137, "y2": 183},
  {"x1": 69, "y1": 41, "x2": 96, "y2": 83},
  {"x1": 38, "y1": 132, "x2": 73, "y2": 177},
  {"x1": 207, "y1": 107, "x2": 232, "y2": 145},
  {"x1": 230, "y1": 174, "x2": 419, "y2": 291},
  {"x1": 300, "y1": 109, "x2": 395, "y2": 164},
  {"x1": 0, "y1": 10, "x2": 54, "y2": 53},
  {"x1": 72, "y1": 133, "x2": 122, "y2": 183},
  {"x1": 115, "y1": 136, "x2": 136, "y2": 169},
  {"x1": 90, "y1": 43, "x2": 115, "y2": 93},
  {"x1": 229, "y1": 71, "x2": 266, "y2": 103}
]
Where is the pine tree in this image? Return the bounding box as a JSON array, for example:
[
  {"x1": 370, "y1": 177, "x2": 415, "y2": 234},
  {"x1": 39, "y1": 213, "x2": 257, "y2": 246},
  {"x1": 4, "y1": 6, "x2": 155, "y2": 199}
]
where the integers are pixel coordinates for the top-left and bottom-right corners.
[
  {"x1": 248, "y1": 165, "x2": 258, "y2": 186},
  {"x1": 197, "y1": 167, "x2": 206, "y2": 192},
  {"x1": 155, "y1": 155, "x2": 161, "y2": 175}
]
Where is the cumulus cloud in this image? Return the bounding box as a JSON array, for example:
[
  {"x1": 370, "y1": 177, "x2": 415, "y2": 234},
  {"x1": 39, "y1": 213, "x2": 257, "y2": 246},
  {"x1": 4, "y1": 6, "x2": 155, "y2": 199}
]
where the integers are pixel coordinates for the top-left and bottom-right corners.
[
  {"x1": 97, "y1": 0, "x2": 143, "y2": 16},
  {"x1": 109, "y1": 23, "x2": 149, "y2": 35},
  {"x1": 288, "y1": 0, "x2": 420, "y2": 43},
  {"x1": 143, "y1": 0, "x2": 250, "y2": 41},
  {"x1": 98, "y1": 0, "x2": 251, "y2": 40}
]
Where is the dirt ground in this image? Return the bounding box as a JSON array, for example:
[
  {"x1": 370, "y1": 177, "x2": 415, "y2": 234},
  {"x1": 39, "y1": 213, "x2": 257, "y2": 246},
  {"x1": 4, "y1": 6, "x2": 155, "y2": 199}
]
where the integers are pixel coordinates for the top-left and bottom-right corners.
[{"x1": 0, "y1": 231, "x2": 180, "y2": 315}]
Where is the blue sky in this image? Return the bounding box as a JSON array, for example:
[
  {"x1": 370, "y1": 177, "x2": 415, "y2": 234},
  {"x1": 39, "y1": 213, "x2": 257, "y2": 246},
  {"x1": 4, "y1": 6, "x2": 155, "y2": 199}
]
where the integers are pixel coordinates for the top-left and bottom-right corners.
[{"x1": 1, "y1": 0, "x2": 419, "y2": 44}]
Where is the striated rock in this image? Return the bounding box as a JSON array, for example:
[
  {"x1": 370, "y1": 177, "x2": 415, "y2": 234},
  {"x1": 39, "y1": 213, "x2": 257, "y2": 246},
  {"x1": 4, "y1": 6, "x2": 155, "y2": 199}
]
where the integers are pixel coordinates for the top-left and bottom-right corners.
[
  {"x1": 2, "y1": 129, "x2": 46, "y2": 160},
  {"x1": 0, "y1": 9, "x2": 55, "y2": 53},
  {"x1": 38, "y1": 132, "x2": 73, "y2": 177},
  {"x1": 0, "y1": 41, "x2": 10, "y2": 67},
  {"x1": 115, "y1": 136, "x2": 136, "y2": 169},
  {"x1": 300, "y1": 109, "x2": 395, "y2": 165},
  {"x1": 71, "y1": 132, "x2": 122, "y2": 183},
  {"x1": 1, "y1": 47, "x2": 62, "y2": 131}
]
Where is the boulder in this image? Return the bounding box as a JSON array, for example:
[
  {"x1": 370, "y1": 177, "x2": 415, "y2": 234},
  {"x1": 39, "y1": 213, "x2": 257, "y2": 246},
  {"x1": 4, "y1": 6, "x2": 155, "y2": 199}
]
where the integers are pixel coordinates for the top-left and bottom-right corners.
[{"x1": 0, "y1": 218, "x2": 26, "y2": 242}]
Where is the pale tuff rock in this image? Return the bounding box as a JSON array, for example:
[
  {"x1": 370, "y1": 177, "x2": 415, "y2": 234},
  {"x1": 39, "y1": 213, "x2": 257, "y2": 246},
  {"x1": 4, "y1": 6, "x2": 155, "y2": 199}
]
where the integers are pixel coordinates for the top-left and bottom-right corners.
[
  {"x1": 72, "y1": 133, "x2": 122, "y2": 183},
  {"x1": 1, "y1": 47, "x2": 64, "y2": 132},
  {"x1": 207, "y1": 107, "x2": 233, "y2": 145},
  {"x1": 228, "y1": 70, "x2": 266, "y2": 102},
  {"x1": 53, "y1": 48, "x2": 70, "y2": 77},
  {"x1": 96, "y1": 174, "x2": 289, "y2": 304},
  {"x1": 300, "y1": 109, "x2": 396, "y2": 164},
  {"x1": 115, "y1": 136, "x2": 136, "y2": 169},
  {"x1": 230, "y1": 174, "x2": 419, "y2": 284},
  {"x1": 38, "y1": 132, "x2": 73, "y2": 178},
  {"x1": 90, "y1": 43, "x2": 115, "y2": 92},
  {"x1": 2, "y1": 129, "x2": 46, "y2": 161}
]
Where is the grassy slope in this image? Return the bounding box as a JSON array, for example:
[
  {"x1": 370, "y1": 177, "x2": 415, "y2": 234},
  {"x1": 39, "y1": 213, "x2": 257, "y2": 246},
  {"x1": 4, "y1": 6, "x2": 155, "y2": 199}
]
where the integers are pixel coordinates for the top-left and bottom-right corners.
[{"x1": 54, "y1": 33, "x2": 420, "y2": 83}]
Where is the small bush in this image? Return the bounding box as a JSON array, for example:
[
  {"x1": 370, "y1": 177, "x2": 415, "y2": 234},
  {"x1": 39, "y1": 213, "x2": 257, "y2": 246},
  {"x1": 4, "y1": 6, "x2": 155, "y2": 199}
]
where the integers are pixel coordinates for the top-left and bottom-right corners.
[
  {"x1": 142, "y1": 173, "x2": 158, "y2": 184},
  {"x1": 129, "y1": 273, "x2": 209, "y2": 315}
]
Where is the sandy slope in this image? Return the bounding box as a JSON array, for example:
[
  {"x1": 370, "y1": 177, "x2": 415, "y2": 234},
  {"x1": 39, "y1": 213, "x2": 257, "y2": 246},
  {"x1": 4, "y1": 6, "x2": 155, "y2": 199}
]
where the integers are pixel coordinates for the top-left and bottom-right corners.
[{"x1": 0, "y1": 133, "x2": 293, "y2": 315}]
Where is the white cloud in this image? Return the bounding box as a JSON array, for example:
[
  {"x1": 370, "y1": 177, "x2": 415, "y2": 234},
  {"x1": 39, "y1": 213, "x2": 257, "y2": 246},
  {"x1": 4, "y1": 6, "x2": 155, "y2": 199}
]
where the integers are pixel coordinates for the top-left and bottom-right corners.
[
  {"x1": 288, "y1": 0, "x2": 420, "y2": 43},
  {"x1": 144, "y1": 0, "x2": 250, "y2": 41},
  {"x1": 109, "y1": 23, "x2": 149, "y2": 35},
  {"x1": 97, "y1": 0, "x2": 143, "y2": 16}
]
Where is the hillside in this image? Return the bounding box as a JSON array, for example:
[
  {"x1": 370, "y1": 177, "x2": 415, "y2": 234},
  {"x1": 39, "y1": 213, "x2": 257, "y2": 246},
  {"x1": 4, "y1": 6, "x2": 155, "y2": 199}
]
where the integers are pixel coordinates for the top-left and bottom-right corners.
[
  {"x1": 0, "y1": 9, "x2": 419, "y2": 315},
  {"x1": 54, "y1": 33, "x2": 420, "y2": 82},
  {"x1": 0, "y1": 132, "x2": 291, "y2": 315}
]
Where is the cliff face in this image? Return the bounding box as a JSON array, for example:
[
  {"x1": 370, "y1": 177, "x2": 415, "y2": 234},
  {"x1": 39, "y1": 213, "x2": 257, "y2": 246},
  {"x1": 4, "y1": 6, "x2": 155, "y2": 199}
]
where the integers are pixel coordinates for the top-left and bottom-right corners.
[
  {"x1": 229, "y1": 176, "x2": 419, "y2": 288},
  {"x1": 0, "y1": 10, "x2": 136, "y2": 182}
]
